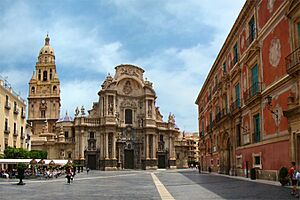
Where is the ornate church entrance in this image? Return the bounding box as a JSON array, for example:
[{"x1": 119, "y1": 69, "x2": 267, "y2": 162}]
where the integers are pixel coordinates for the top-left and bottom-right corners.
[
  {"x1": 87, "y1": 155, "x2": 96, "y2": 170},
  {"x1": 124, "y1": 149, "x2": 134, "y2": 169},
  {"x1": 158, "y1": 154, "x2": 166, "y2": 168}
]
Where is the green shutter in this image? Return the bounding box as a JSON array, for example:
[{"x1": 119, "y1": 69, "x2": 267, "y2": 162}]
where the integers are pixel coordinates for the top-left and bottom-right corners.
[{"x1": 251, "y1": 64, "x2": 259, "y2": 95}]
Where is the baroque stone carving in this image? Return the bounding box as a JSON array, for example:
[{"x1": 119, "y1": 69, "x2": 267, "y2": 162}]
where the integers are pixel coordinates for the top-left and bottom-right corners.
[
  {"x1": 123, "y1": 81, "x2": 132, "y2": 95},
  {"x1": 269, "y1": 38, "x2": 281, "y2": 67}
]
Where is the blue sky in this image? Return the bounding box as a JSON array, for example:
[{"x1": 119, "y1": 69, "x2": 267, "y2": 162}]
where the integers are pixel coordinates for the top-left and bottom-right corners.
[{"x1": 0, "y1": 0, "x2": 245, "y2": 132}]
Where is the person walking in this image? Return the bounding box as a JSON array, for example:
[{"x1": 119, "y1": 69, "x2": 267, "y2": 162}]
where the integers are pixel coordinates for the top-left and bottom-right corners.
[
  {"x1": 288, "y1": 161, "x2": 298, "y2": 197},
  {"x1": 66, "y1": 167, "x2": 72, "y2": 184},
  {"x1": 87, "y1": 167, "x2": 90, "y2": 174}
]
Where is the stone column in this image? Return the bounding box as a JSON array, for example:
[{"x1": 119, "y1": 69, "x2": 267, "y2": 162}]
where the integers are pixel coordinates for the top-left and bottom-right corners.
[
  {"x1": 146, "y1": 134, "x2": 149, "y2": 159},
  {"x1": 100, "y1": 133, "x2": 103, "y2": 159},
  {"x1": 105, "y1": 133, "x2": 109, "y2": 159},
  {"x1": 152, "y1": 134, "x2": 156, "y2": 159},
  {"x1": 112, "y1": 133, "x2": 116, "y2": 159},
  {"x1": 169, "y1": 136, "x2": 173, "y2": 159},
  {"x1": 80, "y1": 130, "x2": 85, "y2": 159}
]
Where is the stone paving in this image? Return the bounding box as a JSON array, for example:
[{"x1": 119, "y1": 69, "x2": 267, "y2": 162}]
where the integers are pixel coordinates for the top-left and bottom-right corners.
[{"x1": 0, "y1": 169, "x2": 297, "y2": 200}]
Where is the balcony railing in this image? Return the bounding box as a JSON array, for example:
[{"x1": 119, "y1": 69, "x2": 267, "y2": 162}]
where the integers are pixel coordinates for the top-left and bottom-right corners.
[
  {"x1": 21, "y1": 111, "x2": 26, "y2": 118},
  {"x1": 66, "y1": 138, "x2": 75, "y2": 143},
  {"x1": 4, "y1": 127, "x2": 10, "y2": 134},
  {"x1": 230, "y1": 98, "x2": 241, "y2": 113},
  {"x1": 244, "y1": 82, "x2": 262, "y2": 103},
  {"x1": 286, "y1": 46, "x2": 300, "y2": 74},
  {"x1": 14, "y1": 108, "x2": 19, "y2": 115},
  {"x1": 252, "y1": 132, "x2": 260, "y2": 143},
  {"x1": 5, "y1": 102, "x2": 11, "y2": 110}
]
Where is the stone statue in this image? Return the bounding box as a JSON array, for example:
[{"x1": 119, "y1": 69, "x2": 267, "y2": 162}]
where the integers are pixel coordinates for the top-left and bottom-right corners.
[
  {"x1": 81, "y1": 106, "x2": 85, "y2": 116},
  {"x1": 75, "y1": 107, "x2": 79, "y2": 117},
  {"x1": 168, "y1": 113, "x2": 175, "y2": 123}
]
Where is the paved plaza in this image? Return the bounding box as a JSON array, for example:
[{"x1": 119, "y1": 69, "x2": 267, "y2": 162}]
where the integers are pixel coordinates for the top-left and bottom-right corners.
[{"x1": 0, "y1": 169, "x2": 296, "y2": 200}]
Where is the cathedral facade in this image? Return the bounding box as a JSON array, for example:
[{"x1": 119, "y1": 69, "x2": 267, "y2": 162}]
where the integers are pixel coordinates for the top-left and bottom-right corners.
[{"x1": 28, "y1": 36, "x2": 179, "y2": 170}]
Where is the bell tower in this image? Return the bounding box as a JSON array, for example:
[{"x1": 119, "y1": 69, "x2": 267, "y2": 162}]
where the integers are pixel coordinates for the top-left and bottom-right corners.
[{"x1": 27, "y1": 35, "x2": 61, "y2": 135}]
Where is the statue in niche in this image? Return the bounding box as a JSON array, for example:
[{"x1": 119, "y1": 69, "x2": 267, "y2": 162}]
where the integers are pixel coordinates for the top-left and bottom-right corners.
[
  {"x1": 108, "y1": 103, "x2": 113, "y2": 115},
  {"x1": 148, "y1": 101, "x2": 152, "y2": 118}
]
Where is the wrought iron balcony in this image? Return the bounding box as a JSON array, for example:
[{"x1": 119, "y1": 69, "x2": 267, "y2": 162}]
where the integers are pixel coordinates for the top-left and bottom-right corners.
[
  {"x1": 286, "y1": 46, "x2": 300, "y2": 75},
  {"x1": 13, "y1": 108, "x2": 19, "y2": 115},
  {"x1": 21, "y1": 111, "x2": 26, "y2": 118},
  {"x1": 244, "y1": 82, "x2": 262, "y2": 104},
  {"x1": 252, "y1": 132, "x2": 260, "y2": 143},
  {"x1": 4, "y1": 128, "x2": 10, "y2": 134},
  {"x1": 5, "y1": 102, "x2": 11, "y2": 110},
  {"x1": 230, "y1": 98, "x2": 241, "y2": 113}
]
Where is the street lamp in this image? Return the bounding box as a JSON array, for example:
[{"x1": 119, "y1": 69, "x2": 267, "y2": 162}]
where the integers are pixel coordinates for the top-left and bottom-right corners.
[{"x1": 265, "y1": 95, "x2": 279, "y2": 134}]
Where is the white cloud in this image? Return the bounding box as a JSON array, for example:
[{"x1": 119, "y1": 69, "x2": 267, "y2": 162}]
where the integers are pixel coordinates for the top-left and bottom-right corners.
[
  {"x1": 0, "y1": 0, "x2": 246, "y2": 132},
  {"x1": 60, "y1": 79, "x2": 101, "y2": 116}
]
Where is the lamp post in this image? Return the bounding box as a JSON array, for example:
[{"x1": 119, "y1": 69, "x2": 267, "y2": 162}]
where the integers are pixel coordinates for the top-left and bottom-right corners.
[{"x1": 265, "y1": 95, "x2": 279, "y2": 135}]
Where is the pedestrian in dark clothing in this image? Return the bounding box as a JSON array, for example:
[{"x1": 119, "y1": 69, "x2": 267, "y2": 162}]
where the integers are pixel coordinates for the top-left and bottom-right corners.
[
  {"x1": 198, "y1": 165, "x2": 201, "y2": 174},
  {"x1": 66, "y1": 168, "x2": 72, "y2": 184},
  {"x1": 87, "y1": 167, "x2": 90, "y2": 174},
  {"x1": 208, "y1": 166, "x2": 212, "y2": 173}
]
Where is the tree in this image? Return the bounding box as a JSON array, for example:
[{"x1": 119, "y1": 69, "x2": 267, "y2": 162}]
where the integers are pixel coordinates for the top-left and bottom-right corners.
[
  {"x1": 16, "y1": 163, "x2": 27, "y2": 185},
  {"x1": 4, "y1": 147, "x2": 47, "y2": 159},
  {"x1": 29, "y1": 150, "x2": 47, "y2": 159}
]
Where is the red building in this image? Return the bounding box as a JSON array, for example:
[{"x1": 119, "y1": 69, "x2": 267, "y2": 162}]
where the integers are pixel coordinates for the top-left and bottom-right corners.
[{"x1": 195, "y1": 0, "x2": 299, "y2": 181}]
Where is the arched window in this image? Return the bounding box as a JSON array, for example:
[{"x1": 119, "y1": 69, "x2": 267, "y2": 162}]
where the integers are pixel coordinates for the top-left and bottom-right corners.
[
  {"x1": 31, "y1": 86, "x2": 35, "y2": 94},
  {"x1": 125, "y1": 109, "x2": 133, "y2": 124},
  {"x1": 53, "y1": 85, "x2": 57, "y2": 93},
  {"x1": 43, "y1": 71, "x2": 47, "y2": 81}
]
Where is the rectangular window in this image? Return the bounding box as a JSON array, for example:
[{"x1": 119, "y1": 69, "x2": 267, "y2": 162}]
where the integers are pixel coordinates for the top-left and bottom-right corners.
[
  {"x1": 254, "y1": 156, "x2": 260, "y2": 165},
  {"x1": 251, "y1": 64, "x2": 259, "y2": 95},
  {"x1": 65, "y1": 131, "x2": 69, "y2": 138},
  {"x1": 125, "y1": 109, "x2": 133, "y2": 124},
  {"x1": 233, "y1": 43, "x2": 238, "y2": 64},
  {"x1": 41, "y1": 110, "x2": 45, "y2": 118},
  {"x1": 235, "y1": 83, "x2": 240, "y2": 107},
  {"x1": 249, "y1": 16, "x2": 256, "y2": 43},
  {"x1": 253, "y1": 114, "x2": 260, "y2": 143},
  {"x1": 236, "y1": 124, "x2": 241, "y2": 147},
  {"x1": 14, "y1": 122, "x2": 16, "y2": 134},
  {"x1": 5, "y1": 118, "x2": 8, "y2": 131},
  {"x1": 297, "y1": 22, "x2": 300, "y2": 45},
  {"x1": 223, "y1": 62, "x2": 227, "y2": 73},
  {"x1": 90, "y1": 132, "x2": 94, "y2": 139}
]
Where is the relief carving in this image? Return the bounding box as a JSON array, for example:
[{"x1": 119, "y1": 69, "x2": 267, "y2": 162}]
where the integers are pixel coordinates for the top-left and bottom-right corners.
[
  {"x1": 269, "y1": 38, "x2": 281, "y2": 67},
  {"x1": 123, "y1": 81, "x2": 132, "y2": 95}
]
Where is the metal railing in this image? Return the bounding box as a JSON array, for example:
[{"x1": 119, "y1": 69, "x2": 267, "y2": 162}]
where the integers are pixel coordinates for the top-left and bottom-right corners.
[
  {"x1": 244, "y1": 82, "x2": 262, "y2": 102},
  {"x1": 230, "y1": 98, "x2": 241, "y2": 112},
  {"x1": 286, "y1": 46, "x2": 300, "y2": 72}
]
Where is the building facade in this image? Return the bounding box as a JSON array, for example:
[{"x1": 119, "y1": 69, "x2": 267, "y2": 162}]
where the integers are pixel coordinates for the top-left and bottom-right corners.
[
  {"x1": 29, "y1": 36, "x2": 180, "y2": 170},
  {"x1": 0, "y1": 75, "x2": 30, "y2": 155},
  {"x1": 175, "y1": 132, "x2": 199, "y2": 168},
  {"x1": 196, "y1": 0, "x2": 300, "y2": 181}
]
